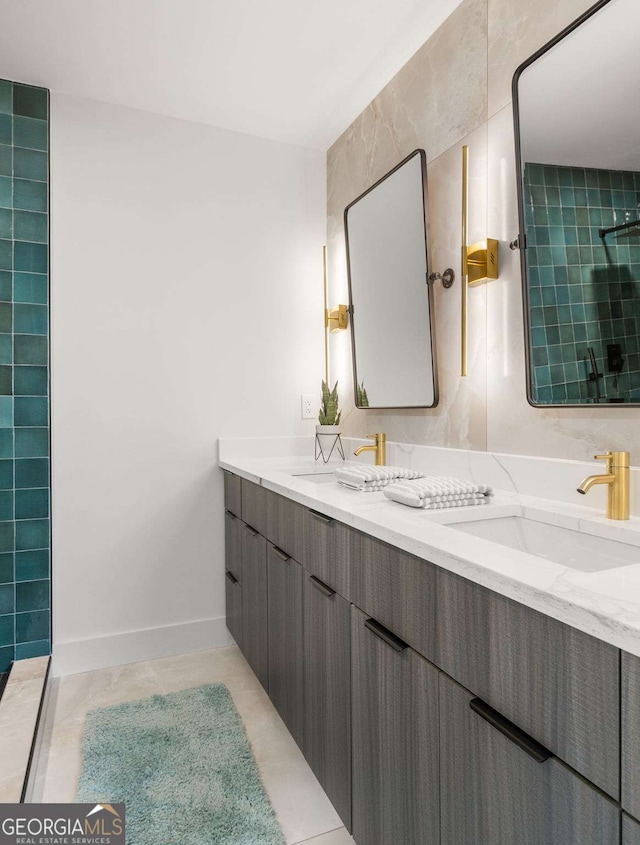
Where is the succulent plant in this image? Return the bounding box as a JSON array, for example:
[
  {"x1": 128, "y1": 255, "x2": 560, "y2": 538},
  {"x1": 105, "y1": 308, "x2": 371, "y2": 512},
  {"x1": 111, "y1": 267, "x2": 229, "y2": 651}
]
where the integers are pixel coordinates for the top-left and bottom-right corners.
[
  {"x1": 319, "y1": 380, "x2": 341, "y2": 426},
  {"x1": 356, "y1": 381, "x2": 369, "y2": 408}
]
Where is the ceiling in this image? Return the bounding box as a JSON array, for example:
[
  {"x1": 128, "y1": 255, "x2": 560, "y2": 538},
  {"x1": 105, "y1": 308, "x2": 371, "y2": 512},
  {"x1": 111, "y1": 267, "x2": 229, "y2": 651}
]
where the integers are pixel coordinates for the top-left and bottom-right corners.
[{"x1": 0, "y1": 0, "x2": 463, "y2": 150}]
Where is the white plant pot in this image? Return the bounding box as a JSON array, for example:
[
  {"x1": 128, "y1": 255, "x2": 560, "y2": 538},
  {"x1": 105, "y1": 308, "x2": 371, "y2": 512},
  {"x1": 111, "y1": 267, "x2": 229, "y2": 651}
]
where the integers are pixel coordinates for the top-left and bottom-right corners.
[
  {"x1": 316, "y1": 424, "x2": 341, "y2": 435},
  {"x1": 315, "y1": 425, "x2": 343, "y2": 462}
]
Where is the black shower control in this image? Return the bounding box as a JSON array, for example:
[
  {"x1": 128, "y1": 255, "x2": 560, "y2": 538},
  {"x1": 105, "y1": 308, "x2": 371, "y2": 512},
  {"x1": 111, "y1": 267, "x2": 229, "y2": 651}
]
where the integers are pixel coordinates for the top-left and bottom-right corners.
[{"x1": 607, "y1": 343, "x2": 624, "y2": 374}]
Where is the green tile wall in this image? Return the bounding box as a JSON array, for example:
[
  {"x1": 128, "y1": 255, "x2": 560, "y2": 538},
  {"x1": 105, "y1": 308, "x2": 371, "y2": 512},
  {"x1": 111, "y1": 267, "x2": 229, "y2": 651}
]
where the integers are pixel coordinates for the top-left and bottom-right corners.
[
  {"x1": 0, "y1": 79, "x2": 50, "y2": 674},
  {"x1": 524, "y1": 162, "x2": 640, "y2": 404}
]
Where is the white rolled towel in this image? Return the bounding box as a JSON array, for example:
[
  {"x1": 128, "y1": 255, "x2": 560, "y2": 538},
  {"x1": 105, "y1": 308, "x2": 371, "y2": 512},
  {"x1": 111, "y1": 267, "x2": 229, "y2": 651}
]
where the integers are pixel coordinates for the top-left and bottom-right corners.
[
  {"x1": 335, "y1": 465, "x2": 424, "y2": 492},
  {"x1": 383, "y1": 476, "x2": 492, "y2": 508}
]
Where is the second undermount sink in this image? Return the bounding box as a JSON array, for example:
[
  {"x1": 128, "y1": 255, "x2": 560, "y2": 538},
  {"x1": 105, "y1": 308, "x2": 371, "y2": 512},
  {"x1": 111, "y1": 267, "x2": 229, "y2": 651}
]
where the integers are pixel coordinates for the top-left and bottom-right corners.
[
  {"x1": 449, "y1": 515, "x2": 640, "y2": 572},
  {"x1": 290, "y1": 472, "x2": 337, "y2": 484}
]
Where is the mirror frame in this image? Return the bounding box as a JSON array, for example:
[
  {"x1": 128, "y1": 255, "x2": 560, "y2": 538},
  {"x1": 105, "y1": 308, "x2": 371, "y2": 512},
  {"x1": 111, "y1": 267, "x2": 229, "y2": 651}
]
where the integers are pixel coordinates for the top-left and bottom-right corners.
[
  {"x1": 344, "y1": 148, "x2": 439, "y2": 410},
  {"x1": 510, "y1": 0, "x2": 640, "y2": 407}
]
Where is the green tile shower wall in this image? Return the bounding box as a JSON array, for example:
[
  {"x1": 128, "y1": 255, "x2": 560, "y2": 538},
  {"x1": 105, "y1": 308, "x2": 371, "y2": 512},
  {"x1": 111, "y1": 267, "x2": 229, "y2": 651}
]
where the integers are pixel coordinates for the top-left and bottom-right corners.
[
  {"x1": 524, "y1": 162, "x2": 640, "y2": 404},
  {"x1": 0, "y1": 79, "x2": 50, "y2": 674}
]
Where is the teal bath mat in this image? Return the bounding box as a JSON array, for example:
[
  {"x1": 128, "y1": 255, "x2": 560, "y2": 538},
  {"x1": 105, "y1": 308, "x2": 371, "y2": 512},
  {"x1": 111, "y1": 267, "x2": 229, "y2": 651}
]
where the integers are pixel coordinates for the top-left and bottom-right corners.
[{"x1": 76, "y1": 683, "x2": 284, "y2": 845}]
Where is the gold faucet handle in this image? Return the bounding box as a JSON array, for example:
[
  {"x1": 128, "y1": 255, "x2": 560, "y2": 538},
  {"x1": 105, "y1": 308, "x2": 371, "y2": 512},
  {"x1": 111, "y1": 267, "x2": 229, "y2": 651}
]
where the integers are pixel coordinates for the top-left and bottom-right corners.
[
  {"x1": 594, "y1": 452, "x2": 613, "y2": 470},
  {"x1": 366, "y1": 433, "x2": 380, "y2": 441}
]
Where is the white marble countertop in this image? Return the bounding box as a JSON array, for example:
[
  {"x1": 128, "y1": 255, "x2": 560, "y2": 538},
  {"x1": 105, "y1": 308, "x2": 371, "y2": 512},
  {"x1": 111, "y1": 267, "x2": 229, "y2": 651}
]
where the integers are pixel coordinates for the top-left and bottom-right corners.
[{"x1": 219, "y1": 450, "x2": 640, "y2": 658}]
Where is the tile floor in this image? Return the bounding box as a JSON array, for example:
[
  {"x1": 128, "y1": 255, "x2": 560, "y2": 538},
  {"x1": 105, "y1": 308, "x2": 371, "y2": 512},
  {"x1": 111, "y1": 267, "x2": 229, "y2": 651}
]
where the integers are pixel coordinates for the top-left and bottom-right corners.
[{"x1": 31, "y1": 645, "x2": 353, "y2": 845}]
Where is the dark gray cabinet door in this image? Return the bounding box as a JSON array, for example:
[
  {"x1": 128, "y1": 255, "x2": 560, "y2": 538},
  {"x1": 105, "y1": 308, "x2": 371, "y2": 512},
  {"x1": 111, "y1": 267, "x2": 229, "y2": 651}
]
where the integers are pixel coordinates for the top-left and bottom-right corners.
[
  {"x1": 241, "y1": 524, "x2": 268, "y2": 690},
  {"x1": 223, "y1": 470, "x2": 242, "y2": 517},
  {"x1": 267, "y1": 544, "x2": 304, "y2": 749},
  {"x1": 224, "y1": 510, "x2": 242, "y2": 581},
  {"x1": 623, "y1": 651, "x2": 640, "y2": 819},
  {"x1": 624, "y1": 814, "x2": 640, "y2": 845},
  {"x1": 304, "y1": 572, "x2": 351, "y2": 830},
  {"x1": 302, "y1": 508, "x2": 351, "y2": 599},
  {"x1": 435, "y1": 569, "x2": 619, "y2": 797},
  {"x1": 439, "y1": 673, "x2": 620, "y2": 845},
  {"x1": 350, "y1": 531, "x2": 437, "y2": 661},
  {"x1": 225, "y1": 570, "x2": 242, "y2": 648},
  {"x1": 351, "y1": 607, "x2": 440, "y2": 845}
]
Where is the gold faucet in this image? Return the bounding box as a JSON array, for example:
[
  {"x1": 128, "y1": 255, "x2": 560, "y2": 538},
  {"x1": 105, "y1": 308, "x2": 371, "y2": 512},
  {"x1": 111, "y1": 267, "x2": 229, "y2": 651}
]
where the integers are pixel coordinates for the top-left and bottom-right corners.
[
  {"x1": 577, "y1": 451, "x2": 630, "y2": 520},
  {"x1": 354, "y1": 433, "x2": 386, "y2": 466}
]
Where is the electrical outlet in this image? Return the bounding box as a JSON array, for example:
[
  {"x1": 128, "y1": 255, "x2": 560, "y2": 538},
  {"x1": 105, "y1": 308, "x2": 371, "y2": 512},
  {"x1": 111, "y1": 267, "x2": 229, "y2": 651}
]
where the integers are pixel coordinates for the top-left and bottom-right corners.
[{"x1": 301, "y1": 394, "x2": 316, "y2": 419}]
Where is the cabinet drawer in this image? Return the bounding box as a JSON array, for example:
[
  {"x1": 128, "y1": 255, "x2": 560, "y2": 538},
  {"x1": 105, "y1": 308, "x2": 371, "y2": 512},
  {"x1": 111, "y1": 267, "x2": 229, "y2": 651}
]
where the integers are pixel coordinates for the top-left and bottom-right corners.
[
  {"x1": 302, "y1": 507, "x2": 351, "y2": 599},
  {"x1": 241, "y1": 482, "x2": 305, "y2": 561},
  {"x1": 267, "y1": 493, "x2": 305, "y2": 563},
  {"x1": 241, "y1": 478, "x2": 269, "y2": 537},
  {"x1": 225, "y1": 570, "x2": 242, "y2": 648},
  {"x1": 440, "y1": 674, "x2": 620, "y2": 845},
  {"x1": 624, "y1": 814, "x2": 640, "y2": 845},
  {"x1": 223, "y1": 470, "x2": 242, "y2": 517},
  {"x1": 435, "y1": 569, "x2": 619, "y2": 797},
  {"x1": 224, "y1": 510, "x2": 242, "y2": 581},
  {"x1": 350, "y1": 531, "x2": 437, "y2": 660},
  {"x1": 623, "y1": 652, "x2": 640, "y2": 819}
]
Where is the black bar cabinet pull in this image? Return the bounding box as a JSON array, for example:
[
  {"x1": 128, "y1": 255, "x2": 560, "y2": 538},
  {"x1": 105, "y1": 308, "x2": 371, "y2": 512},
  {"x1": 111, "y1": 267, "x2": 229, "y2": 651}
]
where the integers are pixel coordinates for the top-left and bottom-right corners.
[
  {"x1": 364, "y1": 618, "x2": 408, "y2": 653},
  {"x1": 225, "y1": 510, "x2": 237, "y2": 520},
  {"x1": 309, "y1": 575, "x2": 335, "y2": 597},
  {"x1": 271, "y1": 545, "x2": 290, "y2": 562},
  {"x1": 245, "y1": 524, "x2": 259, "y2": 537},
  {"x1": 470, "y1": 698, "x2": 551, "y2": 763},
  {"x1": 225, "y1": 570, "x2": 238, "y2": 585},
  {"x1": 309, "y1": 509, "x2": 333, "y2": 525}
]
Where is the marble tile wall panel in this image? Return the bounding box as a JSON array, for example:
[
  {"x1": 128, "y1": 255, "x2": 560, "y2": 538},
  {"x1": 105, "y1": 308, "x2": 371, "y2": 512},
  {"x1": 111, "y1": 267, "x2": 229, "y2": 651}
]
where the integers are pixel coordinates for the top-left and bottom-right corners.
[
  {"x1": 327, "y1": 0, "x2": 487, "y2": 240},
  {"x1": 328, "y1": 0, "x2": 640, "y2": 464},
  {"x1": 327, "y1": 0, "x2": 489, "y2": 451},
  {"x1": 329, "y1": 127, "x2": 488, "y2": 451}
]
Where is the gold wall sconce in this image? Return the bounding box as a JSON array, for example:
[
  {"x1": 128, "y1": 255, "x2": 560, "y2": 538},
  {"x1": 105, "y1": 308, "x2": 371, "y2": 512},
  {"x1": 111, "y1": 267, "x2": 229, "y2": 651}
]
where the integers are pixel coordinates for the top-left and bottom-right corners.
[
  {"x1": 467, "y1": 239, "x2": 499, "y2": 286},
  {"x1": 461, "y1": 145, "x2": 499, "y2": 376},
  {"x1": 322, "y1": 246, "x2": 349, "y2": 383},
  {"x1": 327, "y1": 304, "x2": 348, "y2": 332}
]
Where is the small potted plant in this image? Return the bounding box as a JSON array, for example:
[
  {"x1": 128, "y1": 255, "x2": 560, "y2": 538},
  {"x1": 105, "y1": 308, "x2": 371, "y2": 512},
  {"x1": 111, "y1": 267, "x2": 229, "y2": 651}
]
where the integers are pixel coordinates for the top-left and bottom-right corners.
[{"x1": 316, "y1": 380, "x2": 343, "y2": 461}]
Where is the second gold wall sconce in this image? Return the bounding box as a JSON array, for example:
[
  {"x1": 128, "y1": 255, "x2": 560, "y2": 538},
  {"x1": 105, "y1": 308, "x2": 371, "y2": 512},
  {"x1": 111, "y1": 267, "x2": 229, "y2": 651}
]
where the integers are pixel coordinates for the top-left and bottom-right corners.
[
  {"x1": 461, "y1": 145, "x2": 499, "y2": 376},
  {"x1": 322, "y1": 246, "x2": 349, "y2": 384}
]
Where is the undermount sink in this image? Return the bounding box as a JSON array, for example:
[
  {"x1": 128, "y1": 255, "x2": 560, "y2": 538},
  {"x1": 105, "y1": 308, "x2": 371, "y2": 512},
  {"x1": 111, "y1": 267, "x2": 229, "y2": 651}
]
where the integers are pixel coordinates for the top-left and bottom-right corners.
[
  {"x1": 290, "y1": 472, "x2": 337, "y2": 484},
  {"x1": 449, "y1": 515, "x2": 640, "y2": 573}
]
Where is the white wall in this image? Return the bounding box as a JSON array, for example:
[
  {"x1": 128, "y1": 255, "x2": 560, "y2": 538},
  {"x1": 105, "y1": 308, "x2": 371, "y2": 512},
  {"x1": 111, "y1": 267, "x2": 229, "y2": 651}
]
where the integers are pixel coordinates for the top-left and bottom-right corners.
[{"x1": 50, "y1": 94, "x2": 326, "y2": 675}]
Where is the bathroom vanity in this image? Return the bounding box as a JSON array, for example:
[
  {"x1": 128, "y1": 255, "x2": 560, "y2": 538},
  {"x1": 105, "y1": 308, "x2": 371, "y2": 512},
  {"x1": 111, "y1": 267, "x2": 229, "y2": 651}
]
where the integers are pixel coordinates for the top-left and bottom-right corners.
[{"x1": 220, "y1": 449, "x2": 640, "y2": 845}]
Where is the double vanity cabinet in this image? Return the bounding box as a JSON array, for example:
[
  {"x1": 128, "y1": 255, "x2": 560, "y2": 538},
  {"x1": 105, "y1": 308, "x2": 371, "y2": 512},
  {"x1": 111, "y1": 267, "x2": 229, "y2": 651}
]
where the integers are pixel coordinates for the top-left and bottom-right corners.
[{"x1": 223, "y1": 470, "x2": 640, "y2": 844}]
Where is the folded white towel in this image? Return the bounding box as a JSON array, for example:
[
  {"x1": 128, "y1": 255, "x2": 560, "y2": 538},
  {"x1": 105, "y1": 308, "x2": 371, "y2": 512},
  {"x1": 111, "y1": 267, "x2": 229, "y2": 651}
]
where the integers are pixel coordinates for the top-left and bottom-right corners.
[
  {"x1": 335, "y1": 465, "x2": 424, "y2": 492},
  {"x1": 417, "y1": 495, "x2": 488, "y2": 510},
  {"x1": 383, "y1": 476, "x2": 492, "y2": 509}
]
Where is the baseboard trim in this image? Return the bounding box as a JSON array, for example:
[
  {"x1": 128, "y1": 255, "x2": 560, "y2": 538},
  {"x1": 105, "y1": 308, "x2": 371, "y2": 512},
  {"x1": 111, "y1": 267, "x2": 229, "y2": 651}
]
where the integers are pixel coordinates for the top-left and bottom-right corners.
[{"x1": 52, "y1": 616, "x2": 234, "y2": 677}]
